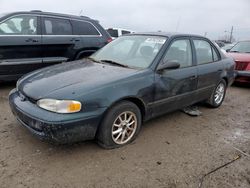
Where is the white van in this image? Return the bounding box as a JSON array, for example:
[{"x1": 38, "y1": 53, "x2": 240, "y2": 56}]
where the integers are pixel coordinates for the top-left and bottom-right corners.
[{"x1": 106, "y1": 28, "x2": 134, "y2": 39}]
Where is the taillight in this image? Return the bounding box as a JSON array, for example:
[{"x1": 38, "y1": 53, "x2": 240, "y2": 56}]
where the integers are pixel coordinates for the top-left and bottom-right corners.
[
  {"x1": 107, "y1": 38, "x2": 113, "y2": 43},
  {"x1": 246, "y1": 62, "x2": 250, "y2": 71},
  {"x1": 235, "y1": 61, "x2": 249, "y2": 70}
]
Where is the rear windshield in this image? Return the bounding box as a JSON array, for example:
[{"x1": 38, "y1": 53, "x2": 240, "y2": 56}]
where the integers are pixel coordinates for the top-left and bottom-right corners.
[{"x1": 106, "y1": 29, "x2": 118, "y2": 37}]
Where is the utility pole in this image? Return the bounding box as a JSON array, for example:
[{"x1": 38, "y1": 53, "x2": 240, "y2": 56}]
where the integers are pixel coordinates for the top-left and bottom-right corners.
[{"x1": 229, "y1": 26, "x2": 233, "y2": 43}]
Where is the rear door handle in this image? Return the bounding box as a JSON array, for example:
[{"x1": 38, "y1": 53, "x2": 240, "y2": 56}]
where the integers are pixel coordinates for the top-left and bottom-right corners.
[
  {"x1": 189, "y1": 75, "x2": 197, "y2": 80},
  {"x1": 25, "y1": 38, "x2": 39, "y2": 43},
  {"x1": 70, "y1": 38, "x2": 80, "y2": 42}
]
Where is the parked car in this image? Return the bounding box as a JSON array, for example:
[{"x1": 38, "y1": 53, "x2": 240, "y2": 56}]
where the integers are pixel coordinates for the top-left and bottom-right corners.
[
  {"x1": 9, "y1": 32, "x2": 235, "y2": 149},
  {"x1": 222, "y1": 43, "x2": 236, "y2": 51},
  {"x1": 214, "y1": 40, "x2": 225, "y2": 48},
  {"x1": 227, "y1": 41, "x2": 250, "y2": 84},
  {"x1": 0, "y1": 10, "x2": 112, "y2": 81},
  {"x1": 106, "y1": 28, "x2": 134, "y2": 39}
]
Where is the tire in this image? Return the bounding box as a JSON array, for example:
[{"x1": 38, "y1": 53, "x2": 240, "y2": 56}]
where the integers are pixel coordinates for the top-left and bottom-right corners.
[
  {"x1": 96, "y1": 101, "x2": 142, "y2": 149},
  {"x1": 207, "y1": 79, "x2": 227, "y2": 108}
]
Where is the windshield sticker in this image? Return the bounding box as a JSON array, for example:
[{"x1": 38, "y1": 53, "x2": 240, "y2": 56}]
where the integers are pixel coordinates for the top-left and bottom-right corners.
[{"x1": 145, "y1": 38, "x2": 166, "y2": 44}]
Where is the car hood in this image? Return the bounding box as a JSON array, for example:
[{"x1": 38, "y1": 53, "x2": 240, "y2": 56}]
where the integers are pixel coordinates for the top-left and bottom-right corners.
[
  {"x1": 18, "y1": 59, "x2": 139, "y2": 100},
  {"x1": 227, "y1": 52, "x2": 250, "y2": 62}
]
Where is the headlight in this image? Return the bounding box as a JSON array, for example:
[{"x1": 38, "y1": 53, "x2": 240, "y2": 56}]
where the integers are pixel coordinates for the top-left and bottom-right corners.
[{"x1": 37, "y1": 99, "x2": 82, "y2": 113}]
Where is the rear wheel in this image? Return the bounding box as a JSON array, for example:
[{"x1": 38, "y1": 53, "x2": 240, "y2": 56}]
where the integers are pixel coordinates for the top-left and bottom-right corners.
[
  {"x1": 97, "y1": 101, "x2": 141, "y2": 149},
  {"x1": 207, "y1": 79, "x2": 227, "y2": 108}
]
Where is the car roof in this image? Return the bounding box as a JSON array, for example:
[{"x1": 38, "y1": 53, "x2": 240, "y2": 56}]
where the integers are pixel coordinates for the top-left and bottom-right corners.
[
  {"x1": 130, "y1": 31, "x2": 204, "y2": 38},
  {"x1": 2, "y1": 11, "x2": 92, "y2": 21},
  {"x1": 106, "y1": 28, "x2": 134, "y2": 32}
]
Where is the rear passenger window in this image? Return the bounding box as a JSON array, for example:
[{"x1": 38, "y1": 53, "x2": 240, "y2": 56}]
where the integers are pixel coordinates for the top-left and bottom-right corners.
[
  {"x1": 106, "y1": 29, "x2": 118, "y2": 38},
  {"x1": 43, "y1": 17, "x2": 72, "y2": 35},
  {"x1": 193, "y1": 39, "x2": 216, "y2": 64},
  {"x1": 72, "y1": 20, "x2": 100, "y2": 35},
  {"x1": 212, "y1": 47, "x2": 219, "y2": 61},
  {"x1": 163, "y1": 39, "x2": 193, "y2": 68}
]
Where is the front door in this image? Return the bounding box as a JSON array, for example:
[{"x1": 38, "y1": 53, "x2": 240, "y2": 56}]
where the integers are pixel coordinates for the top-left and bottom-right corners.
[
  {"x1": 0, "y1": 14, "x2": 42, "y2": 79},
  {"x1": 152, "y1": 38, "x2": 198, "y2": 117}
]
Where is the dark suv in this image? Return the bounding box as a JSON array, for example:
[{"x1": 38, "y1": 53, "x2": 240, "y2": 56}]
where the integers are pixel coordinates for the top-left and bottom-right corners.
[{"x1": 0, "y1": 11, "x2": 112, "y2": 81}]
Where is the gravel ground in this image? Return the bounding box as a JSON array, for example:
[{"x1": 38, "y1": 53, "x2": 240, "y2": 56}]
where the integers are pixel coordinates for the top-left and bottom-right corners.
[{"x1": 0, "y1": 83, "x2": 249, "y2": 188}]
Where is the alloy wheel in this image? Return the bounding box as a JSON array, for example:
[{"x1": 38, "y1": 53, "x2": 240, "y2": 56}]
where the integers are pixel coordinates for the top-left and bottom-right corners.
[{"x1": 111, "y1": 111, "x2": 137, "y2": 145}]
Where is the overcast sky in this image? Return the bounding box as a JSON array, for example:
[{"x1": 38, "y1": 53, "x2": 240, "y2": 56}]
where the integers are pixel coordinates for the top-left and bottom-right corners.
[{"x1": 0, "y1": 0, "x2": 249, "y2": 40}]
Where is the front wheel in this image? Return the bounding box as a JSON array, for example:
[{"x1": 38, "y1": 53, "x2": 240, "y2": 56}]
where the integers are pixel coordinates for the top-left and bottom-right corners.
[
  {"x1": 96, "y1": 101, "x2": 141, "y2": 149},
  {"x1": 207, "y1": 80, "x2": 227, "y2": 108}
]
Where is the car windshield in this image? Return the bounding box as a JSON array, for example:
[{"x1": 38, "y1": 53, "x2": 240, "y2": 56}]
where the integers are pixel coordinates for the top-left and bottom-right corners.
[
  {"x1": 222, "y1": 43, "x2": 235, "y2": 50},
  {"x1": 229, "y1": 41, "x2": 250, "y2": 53},
  {"x1": 91, "y1": 35, "x2": 167, "y2": 69}
]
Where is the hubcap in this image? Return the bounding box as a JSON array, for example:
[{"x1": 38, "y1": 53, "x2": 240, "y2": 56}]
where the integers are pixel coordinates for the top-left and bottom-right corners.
[
  {"x1": 111, "y1": 111, "x2": 137, "y2": 145},
  {"x1": 214, "y1": 83, "x2": 225, "y2": 105}
]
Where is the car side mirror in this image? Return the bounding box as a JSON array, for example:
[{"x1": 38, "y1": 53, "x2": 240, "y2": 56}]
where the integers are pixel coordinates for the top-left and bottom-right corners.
[
  {"x1": 157, "y1": 60, "x2": 180, "y2": 71},
  {"x1": 226, "y1": 49, "x2": 230, "y2": 52}
]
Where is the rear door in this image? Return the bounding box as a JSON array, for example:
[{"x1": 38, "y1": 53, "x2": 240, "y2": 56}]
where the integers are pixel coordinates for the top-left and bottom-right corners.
[
  {"x1": 41, "y1": 16, "x2": 78, "y2": 65},
  {"x1": 0, "y1": 14, "x2": 42, "y2": 78},
  {"x1": 152, "y1": 37, "x2": 198, "y2": 116},
  {"x1": 191, "y1": 38, "x2": 224, "y2": 101},
  {"x1": 71, "y1": 20, "x2": 103, "y2": 57}
]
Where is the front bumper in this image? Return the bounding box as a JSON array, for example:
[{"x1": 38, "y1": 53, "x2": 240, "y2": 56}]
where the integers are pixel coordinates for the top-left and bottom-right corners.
[{"x1": 9, "y1": 89, "x2": 106, "y2": 144}]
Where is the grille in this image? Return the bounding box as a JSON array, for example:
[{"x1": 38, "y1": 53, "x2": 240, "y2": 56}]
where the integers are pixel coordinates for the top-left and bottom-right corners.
[
  {"x1": 235, "y1": 61, "x2": 249, "y2": 70},
  {"x1": 15, "y1": 108, "x2": 42, "y2": 131}
]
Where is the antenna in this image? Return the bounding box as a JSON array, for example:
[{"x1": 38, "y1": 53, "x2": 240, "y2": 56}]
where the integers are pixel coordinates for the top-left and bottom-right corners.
[
  {"x1": 79, "y1": 10, "x2": 83, "y2": 16},
  {"x1": 175, "y1": 16, "x2": 181, "y2": 32},
  {"x1": 229, "y1": 26, "x2": 234, "y2": 43}
]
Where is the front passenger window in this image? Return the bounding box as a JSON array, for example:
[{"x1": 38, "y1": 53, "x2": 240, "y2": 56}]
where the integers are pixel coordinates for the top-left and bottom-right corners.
[
  {"x1": 163, "y1": 39, "x2": 192, "y2": 68},
  {"x1": 0, "y1": 15, "x2": 37, "y2": 35}
]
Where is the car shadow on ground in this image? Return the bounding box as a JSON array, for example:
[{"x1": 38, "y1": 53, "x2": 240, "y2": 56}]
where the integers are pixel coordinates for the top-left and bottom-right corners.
[
  {"x1": 0, "y1": 81, "x2": 16, "y2": 89},
  {"x1": 232, "y1": 83, "x2": 250, "y2": 89}
]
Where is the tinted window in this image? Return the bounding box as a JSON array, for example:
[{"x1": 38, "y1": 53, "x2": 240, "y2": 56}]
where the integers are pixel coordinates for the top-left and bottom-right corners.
[
  {"x1": 43, "y1": 17, "x2": 72, "y2": 35},
  {"x1": 194, "y1": 40, "x2": 213, "y2": 64},
  {"x1": 163, "y1": 39, "x2": 192, "y2": 68},
  {"x1": 72, "y1": 20, "x2": 100, "y2": 35},
  {"x1": 0, "y1": 15, "x2": 37, "y2": 35},
  {"x1": 106, "y1": 29, "x2": 118, "y2": 37},
  {"x1": 121, "y1": 30, "x2": 131, "y2": 35}
]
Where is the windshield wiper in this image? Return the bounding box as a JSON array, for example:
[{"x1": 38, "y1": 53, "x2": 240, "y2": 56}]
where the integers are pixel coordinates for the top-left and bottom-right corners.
[
  {"x1": 100, "y1": 59, "x2": 129, "y2": 68},
  {"x1": 87, "y1": 57, "x2": 103, "y2": 64},
  {"x1": 229, "y1": 50, "x2": 239, "y2": 53}
]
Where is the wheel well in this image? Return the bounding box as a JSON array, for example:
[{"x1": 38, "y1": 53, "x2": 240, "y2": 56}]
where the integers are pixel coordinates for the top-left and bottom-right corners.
[
  {"x1": 122, "y1": 97, "x2": 146, "y2": 120},
  {"x1": 95, "y1": 97, "x2": 146, "y2": 137},
  {"x1": 222, "y1": 77, "x2": 228, "y2": 87},
  {"x1": 75, "y1": 49, "x2": 98, "y2": 60},
  {"x1": 104, "y1": 97, "x2": 146, "y2": 122}
]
